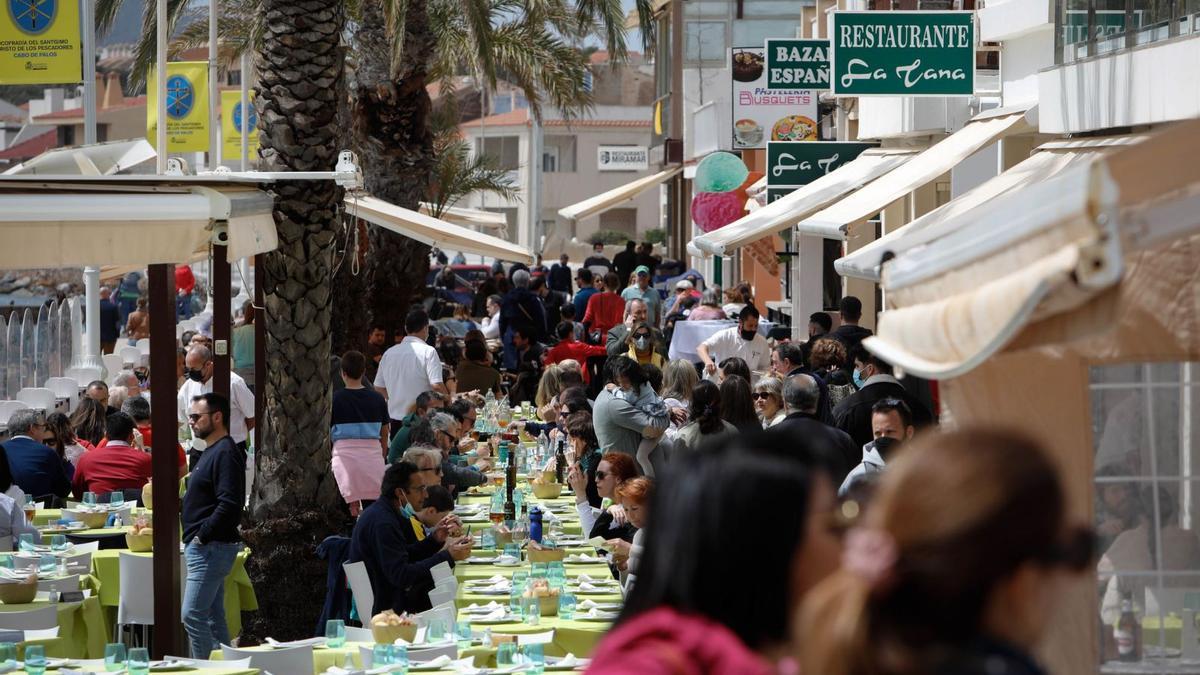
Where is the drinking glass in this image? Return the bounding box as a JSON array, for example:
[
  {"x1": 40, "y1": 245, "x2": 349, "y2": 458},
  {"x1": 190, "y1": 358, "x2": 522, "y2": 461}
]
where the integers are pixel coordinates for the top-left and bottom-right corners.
[
  {"x1": 109, "y1": 491, "x2": 125, "y2": 509},
  {"x1": 481, "y1": 528, "x2": 496, "y2": 550},
  {"x1": 496, "y1": 642, "x2": 517, "y2": 666},
  {"x1": 548, "y1": 561, "x2": 565, "y2": 577},
  {"x1": 531, "y1": 562, "x2": 548, "y2": 579},
  {"x1": 50, "y1": 534, "x2": 67, "y2": 552},
  {"x1": 503, "y1": 543, "x2": 520, "y2": 560},
  {"x1": 511, "y1": 570, "x2": 529, "y2": 590},
  {"x1": 104, "y1": 642, "x2": 127, "y2": 671},
  {"x1": 82, "y1": 492, "x2": 97, "y2": 507},
  {"x1": 392, "y1": 644, "x2": 409, "y2": 670},
  {"x1": 24, "y1": 645, "x2": 46, "y2": 675},
  {"x1": 558, "y1": 593, "x2": 577, "y2": 620},
  {"x1": 509, "y1": 587, "x2": 524, "y2": 616},
  {"x1": 0, "y1": 555, "x2": 12, "y2": 571},
  {"x1": 18, "y1": 533, "x2": 34, "y2": 553},
  {"x1": 22, "y1": 495, "x2": 32, "y2": 507},
  {"x1": 524, "y1": 596, "x2": 541, "y2": 626},
  {"x1": 38, "y1": 554, "x2": 56, "y2": 575},
  {"x1": 427, "y1": 618, "x2": 448, "y2": 643},
  {"x1": 523, "y1": 643, "x2": 545, "y2": 667},
  {"x1": 324, "y1": 618, "x2": 346, "y2": 648},
  {"x1": 455, "y1": 620, "x2": 473, "y2": 649},
  {"x1": 371, "y1": 643, "x2": 393, "y2": 666},
  {"x1": 0, "y1": 643, "x2": 14, "y2": 669},
  {"x1": 128, "y1": 647, "x2": 149, "y2": 675}
]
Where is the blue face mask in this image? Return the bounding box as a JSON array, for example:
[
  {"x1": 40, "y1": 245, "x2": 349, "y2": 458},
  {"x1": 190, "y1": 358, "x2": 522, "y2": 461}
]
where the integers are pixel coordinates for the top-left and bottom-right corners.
[
  {"x1": 852, "y1": 369, "x2": 866, "y2": 389},
  {"x1": 400, "y1": 502, "x2": 415, "y2": 519}
]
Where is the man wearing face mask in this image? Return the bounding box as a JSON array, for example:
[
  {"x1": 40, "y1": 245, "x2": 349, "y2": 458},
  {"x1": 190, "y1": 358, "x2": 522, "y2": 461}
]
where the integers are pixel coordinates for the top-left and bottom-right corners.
[
  {"x1": 696, "y1": 305, "x2": 771, "y2": 384},
  {"x1": 348, "y1": 461, "x2": 473, "y2": 616},
  {"x1": 177, "y1": 345, "x2": 256, "y2": 468},
  {"x1": 838, "y1": 398, "x2": 915, "y2": 496},
  {"x1": 833, "y1": 347, "x2": 932, "y2": 449}
]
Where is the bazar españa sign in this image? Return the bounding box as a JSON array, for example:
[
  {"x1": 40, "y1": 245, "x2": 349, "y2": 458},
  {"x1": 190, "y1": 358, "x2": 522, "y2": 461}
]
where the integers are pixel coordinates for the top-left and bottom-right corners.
[
  {"x1": 831, "y1": 11, "x2": 975, "y2": 97},
  {"x1": 765, "y1": 38, "x2": 830, "y2": 90},
  {"x1": 0, "y1": 0, "x2": 81, "y2": 84},
  {"x1": 767, "y1": 141, "x2": 876, "y2": 188}
]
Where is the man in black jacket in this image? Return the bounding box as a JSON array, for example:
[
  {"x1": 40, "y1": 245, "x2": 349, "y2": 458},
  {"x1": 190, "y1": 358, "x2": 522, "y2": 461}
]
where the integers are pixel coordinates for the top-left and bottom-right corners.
[
  {"x1": 181, "y1": 392, "x2": 246, "y2": 659},
  {"x1": 769, "y1": 374, "x2": 858, "y2": 485},
  {"x1": 612, "y1": 241, "x2": 638, "y2": 286},
  {"x1": 833, "y1": 347, "x2": 933, "y2": 449},
  {"x1": 826, "y1": 296, "x2": 874, "y2": 362},
  {"x1": 347, "y1": 462, "x2": 473, "y2": 617}
]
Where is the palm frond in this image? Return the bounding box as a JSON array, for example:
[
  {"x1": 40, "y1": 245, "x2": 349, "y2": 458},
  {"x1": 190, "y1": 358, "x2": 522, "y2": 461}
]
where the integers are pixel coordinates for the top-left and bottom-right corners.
[
  {"x1": 380, "y1": 0, "x2": 411, "y2": 76},
  {"x1": 126, "y1": 0, "x2": 262, "y2": 91},
  {"x1": 427, "y1": 137, "x2": 519, "y2": 218},
  {"x1": 634, "y1": 0, "x2": 656, "y2": 52},
  {"x1": 573, "y1": 0, "x2": 627, "y2": 60}
]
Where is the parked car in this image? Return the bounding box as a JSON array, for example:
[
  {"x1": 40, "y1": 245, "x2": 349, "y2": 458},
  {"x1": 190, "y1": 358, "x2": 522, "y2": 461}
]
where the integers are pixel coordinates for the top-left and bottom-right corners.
[{"x1": 427, "y1": 265, "x2": 492, "y2": 306}]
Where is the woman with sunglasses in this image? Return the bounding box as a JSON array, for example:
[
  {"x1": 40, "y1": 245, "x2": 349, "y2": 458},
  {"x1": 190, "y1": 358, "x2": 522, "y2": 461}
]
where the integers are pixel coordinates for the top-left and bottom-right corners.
[
  {"x1": 754, "y1": 377, "x2": 787, "y2": 428},
  {"x1": 802, "y1": 428, "x2": 1095, "y2": 675},
  {"x1": 624, "y1": 321, "x2": 666, "y2": 369},
  {"x1": 568, "y1": 450, "x2": 639, "y2": 543}
]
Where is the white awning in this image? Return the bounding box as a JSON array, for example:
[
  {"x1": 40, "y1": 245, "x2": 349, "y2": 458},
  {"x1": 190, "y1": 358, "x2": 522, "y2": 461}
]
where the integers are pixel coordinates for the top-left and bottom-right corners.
[
  {"x1": 835, "y1": 134, "x2": 1147, "y2": 281},
  {"x1": 346, "y1": 194, "x2": 534, "y2": 264},
  {"x1": 0, "y1": 185, "x2": 277, "y2": 269},
  {"x1": 862, "y1": 120, "x2": 1200, "y2": 381},
  {"x1": 557, "y1": 166, "x2": 681, "y2": 225},
  {"x1": 689, "y1": 148, "x2": 917, "y2": 257},
  {"x1": 2, "y1": 139, "x2": 156, "y2": 176},
  {"x1": 419, "y1": 203, "x2": 508, "y2": 230},
  {"x1": 796, "y1": 105, "x2": 1037, "y2": 239}
]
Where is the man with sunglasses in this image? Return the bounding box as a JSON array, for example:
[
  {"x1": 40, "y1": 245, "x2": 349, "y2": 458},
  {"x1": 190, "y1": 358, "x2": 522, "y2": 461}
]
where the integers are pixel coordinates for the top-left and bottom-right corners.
[{"x1": 176, "y1": 345, "x2": 256, "y2": 468}]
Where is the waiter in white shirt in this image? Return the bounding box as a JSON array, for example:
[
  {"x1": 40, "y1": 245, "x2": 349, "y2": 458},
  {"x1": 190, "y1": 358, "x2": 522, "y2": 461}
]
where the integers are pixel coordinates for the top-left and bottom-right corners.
[
  {"x1": 696, "y1": 305, "x2": 771, "y2": 383},
  {"x1": 375, "y1": 309, "x2": 448, "y2": 438},
  {"x1": 177, "y1": 345, "x2": 256, "y2": 464}
]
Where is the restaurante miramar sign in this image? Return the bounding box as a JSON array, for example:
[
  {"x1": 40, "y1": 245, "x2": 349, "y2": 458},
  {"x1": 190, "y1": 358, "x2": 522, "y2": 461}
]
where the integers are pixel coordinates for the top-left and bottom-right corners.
[{"x1": 830, "y1": 11, "x2": 975, "y2": 97}]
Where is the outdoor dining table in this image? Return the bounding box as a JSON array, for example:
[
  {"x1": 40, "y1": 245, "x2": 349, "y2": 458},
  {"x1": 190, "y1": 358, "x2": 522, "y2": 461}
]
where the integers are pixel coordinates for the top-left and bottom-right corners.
[{"x1": 0, "y1": 595, "x2": 107, "y2": 659}]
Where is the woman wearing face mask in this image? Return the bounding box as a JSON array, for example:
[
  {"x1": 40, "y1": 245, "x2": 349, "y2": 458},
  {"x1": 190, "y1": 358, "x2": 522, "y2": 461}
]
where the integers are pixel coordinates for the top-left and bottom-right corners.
[
  {"x1": 568, "y1": 450, "x2": 639, "y2": 542},
  {"x1": 589, "y1": 437, "x2": 842, "y2": 674},
  {"x1": 802, "y1": 428, "x2": 1095, "y2": 675},
  {"x1": 625, "y1": 322, "x2": 666, "y2": 369}
]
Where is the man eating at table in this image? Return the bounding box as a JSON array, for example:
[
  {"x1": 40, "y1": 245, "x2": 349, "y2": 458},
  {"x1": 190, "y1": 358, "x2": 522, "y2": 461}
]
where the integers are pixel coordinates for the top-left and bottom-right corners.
[
  {"x1": 348, "y1": 461, "x2": 473, "y2": 616},
  {"x1": 71, "y1": 412, "x2": 152, "y2": 499}
]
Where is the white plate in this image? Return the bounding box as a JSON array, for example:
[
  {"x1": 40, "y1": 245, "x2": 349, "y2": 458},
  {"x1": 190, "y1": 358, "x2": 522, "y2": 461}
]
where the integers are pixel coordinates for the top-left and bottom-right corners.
[
  {"x1": 464, "y1": 557, "x2": 498, "y2": 564},
  {"x1": 493, "y1": 560, "x2": 522, "y2": 568},
  {"x1": 575, "y1": 613, "x2": 618, "y2": 622},
  {"x1": 468, "y1": 614, "x2": 519, "y2": 624}
]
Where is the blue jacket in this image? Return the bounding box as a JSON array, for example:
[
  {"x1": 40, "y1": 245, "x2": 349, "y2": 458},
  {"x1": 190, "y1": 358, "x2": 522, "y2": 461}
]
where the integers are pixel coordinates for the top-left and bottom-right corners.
[
  {"x1": 315, "y1": 535, "x2": 353, "y2": 635},
  {"x1": 347, "y1": 499, "x2": 454, "y2": 616},
  {"x1": 3, "y1": 437, "x2": 70, "y2": 499}
]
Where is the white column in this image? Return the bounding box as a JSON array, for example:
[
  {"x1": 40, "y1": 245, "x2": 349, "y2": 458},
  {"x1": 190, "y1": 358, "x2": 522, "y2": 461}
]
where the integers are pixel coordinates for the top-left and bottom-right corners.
[
  {"x1": 790, "y1": 232, "x2": 825, "y2": 341},
  {"x1": 155, "y1": 0, "x2": 167, "y2": 173},
  {"x1": 239, "y1": 51, "x2": 250, "y2": 170},
  {"x1": 81, "y1": 0, "x2": 96, "y2": 144},
  {"x1": 528, "y1": 115, "x2": 543, "y2": 250},
  {"x1": 82, "y1": 267, "x2": 103, "y2": 370}
]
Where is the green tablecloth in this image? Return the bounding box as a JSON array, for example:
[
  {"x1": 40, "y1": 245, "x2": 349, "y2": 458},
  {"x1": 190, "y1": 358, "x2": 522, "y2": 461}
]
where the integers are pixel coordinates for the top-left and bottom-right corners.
[
  {"x1": 0, "y1": 597, "x2": 107, "y2": 659},
  {"x1": 90, "y1": 549, "x2": 258, "y2": 638}
]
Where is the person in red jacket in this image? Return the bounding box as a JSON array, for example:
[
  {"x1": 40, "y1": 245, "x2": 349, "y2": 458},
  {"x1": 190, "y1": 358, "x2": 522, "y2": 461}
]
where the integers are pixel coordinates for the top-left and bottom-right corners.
[
  {"x1": 582, "y1": 272, "x2": 625, "y2": 339},
  {"x1": 544, "y1": 323, "x2": 607, "y2": 383},
  {"x1": 72, "y1": 413, "x2": 152, "y2": 499}
]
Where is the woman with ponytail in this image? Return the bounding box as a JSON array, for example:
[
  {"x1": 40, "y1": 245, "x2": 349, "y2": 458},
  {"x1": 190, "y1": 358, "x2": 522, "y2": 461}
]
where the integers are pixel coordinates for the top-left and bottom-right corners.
[
  {"x1": 672, "y1": 380, "x2": 735, "y2": 453},
  {"x1": 589, "y1": 436, "x2": 842, "y2": 674},
  {"x1": 802, "y1": 428, "x2": 1095, "y2": 675}
]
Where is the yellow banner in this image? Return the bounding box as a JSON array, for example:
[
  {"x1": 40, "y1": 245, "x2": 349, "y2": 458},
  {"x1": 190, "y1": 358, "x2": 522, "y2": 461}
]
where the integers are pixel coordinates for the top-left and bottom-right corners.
[
  {"x1": 0, "y1": 0, "x2": 81, "y2": 84},
  {"x1": 146, "y1": 61, "x2": 209, "y2": 152},
  {"x1": 220, "y1": 90, "x2": 259, "y2": 161}
]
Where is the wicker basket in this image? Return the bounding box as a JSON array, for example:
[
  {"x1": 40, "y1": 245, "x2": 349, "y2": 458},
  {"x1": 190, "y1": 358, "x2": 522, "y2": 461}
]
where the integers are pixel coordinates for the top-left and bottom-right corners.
[
  {"x1": 142, "y1": 481, "x2": 154, "y2": 511},
  {"x1": 526, "y1": 544, "x2": 565, "y2": 563},
  {"x1": 126, "y1": 531, "x2": 154, "y2": 552},
  {"x1": 527, "y1": 592, "x2": 559, "y2": 617},
  {"x1": 370, "y1": 622, "x2": 418, "y2": 645},
  {"x1": 67, "y1": 510, "x2": 108, "y2": 529},
  {"x1": 0, "y1": 576, "x2": 37, "y2": 604},
  {"x1": 531, "y1": 483, "x2": 562, "y2": 499}
]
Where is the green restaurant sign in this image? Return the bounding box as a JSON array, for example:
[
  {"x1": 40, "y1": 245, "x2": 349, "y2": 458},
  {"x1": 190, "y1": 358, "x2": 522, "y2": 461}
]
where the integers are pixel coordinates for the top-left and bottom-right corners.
[
  {"x1": 765, "y1": 39, "x2": 831, "y2": 90},
  {"x1": 767, "y1": 141, "x2": 876, "y2": 189},
  {"x1": 831, "y1": 11, "x2": 975, "y2": 97}
]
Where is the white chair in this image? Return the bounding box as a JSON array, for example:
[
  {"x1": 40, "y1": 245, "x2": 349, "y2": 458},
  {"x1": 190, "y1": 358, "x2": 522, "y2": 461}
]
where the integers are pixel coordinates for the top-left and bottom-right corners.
[
  {"x1": 15, "y1": 388, "x2": 57, "y2": 412},
  {"x1": 24, "y1": 626, "x2": 59, "y2": 640},
  {"x1": 44, "y1": 377, "x2": 80, "y2": 412},
  {"x1": 101, "y1": 354, "x2": 123, "y2": 380},
  {"x1": 166, "y1": 655, "x2": 252, "y2": 669},
  {"x1": 344, "y1": 626, "x2": 373, "y2": 643},
  {"x1": 515, "y1": 630, "x2": 555, "y2": 646},
  {"x1": 0, "y1": 400, "x2": 26, "y2": 427},
  {"x1": 342, "y1": 562, "x2": 374, "y2": 626},
  {"x1": 38, "y1": 574, "x2": 79, "y2": 594},
  {"x1": 414, "y1": 602, "x2": 455, "y2": 630},
  {"x1": 0, "y1": 605, "x2": 57, "y2": 629},
  {"x1": 427, "y1": 586, "x2": 454, "y2": 608},
  {"x1": 136, "y1": 338, "x2": 151, "y2": 355},
  {"x1": 72, "y1": 541, "x2": 100, "y2": 554},
  {"x1": 117, "y1": 552, "x2": 155, "y2": 645},
  {"x1": 409, "y1": 643, "x2": 459, "y2": 662},
  {"x1": 118, "y1": 346, "x2": 142, "y2": 367},
  {"x1": 61, "y1": 551, "x2": 93, "y2": 576},
  {"x1": 64, "y1": 366, "x2": 102, "y2": 388},
  {"x1": 221, "y1": 644, "x2": 314, "y2": 675}
]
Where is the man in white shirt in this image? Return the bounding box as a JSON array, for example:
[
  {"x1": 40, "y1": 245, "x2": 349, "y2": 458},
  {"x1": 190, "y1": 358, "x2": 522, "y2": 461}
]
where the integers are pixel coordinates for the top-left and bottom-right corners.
[
  {"x1": 375, "y1": 309, "x2": 447, "y2": 436},
  {"x1": 696, "y1": 305, "x2": 771, "y2": 382},
  {"x1": 177, "y1": 345, "x2": 256, "y2": 453}
]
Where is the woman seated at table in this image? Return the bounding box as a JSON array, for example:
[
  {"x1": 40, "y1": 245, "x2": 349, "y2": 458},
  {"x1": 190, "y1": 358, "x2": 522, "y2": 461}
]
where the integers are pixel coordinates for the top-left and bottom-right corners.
[
  {"x1": 754, "y1": 377, "x2": 787, "y2": 428},
  {"x1": 0, "y1": 447, "x2": 41, "y2": 547},
  {"x1": 673, "y1": 381, "x2": 736, "y2": 453},
  {"x1": 521, "y1": 385, "x2": 590, "y2": 438},
  {"x1": 533, "y1": 365, "x2": 567, "y2": 425},
  {"x1": 717, "y1": 356, "x2": 751, "y2": 385},
  {"x1": 609, "y1": 476, "x2": 653, "y2": 592},
  {"x1": 588, "y1": 436, "x2": 841, "y2": 674},
  {"x1": 687, "y1": 288, "x2": 727, "y2": 321},
  {"x1": 567, "y1": 448, "x2": 638, "y2": 542},
  {"x1": 801, "y1": 429, "x2": 1093, "y2": 675}
]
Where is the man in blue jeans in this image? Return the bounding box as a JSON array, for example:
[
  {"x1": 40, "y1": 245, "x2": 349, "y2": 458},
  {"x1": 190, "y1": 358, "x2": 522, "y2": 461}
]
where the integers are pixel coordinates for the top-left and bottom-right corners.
[{"x1": 181, "y1": 392, "x2": 246, "y2": 659}]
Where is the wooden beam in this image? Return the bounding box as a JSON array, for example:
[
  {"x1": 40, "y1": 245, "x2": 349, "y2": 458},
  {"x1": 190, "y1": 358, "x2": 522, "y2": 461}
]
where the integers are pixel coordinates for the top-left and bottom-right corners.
[
  {"x1": 212, "y1": 245, "x2": 231, "y2": 397},
  {"x1": 148, "y1": 263, "x2": 181, "y2": 659},
  {"x1": 254, "y1": 255, "x2": 264, "y2": 456}
]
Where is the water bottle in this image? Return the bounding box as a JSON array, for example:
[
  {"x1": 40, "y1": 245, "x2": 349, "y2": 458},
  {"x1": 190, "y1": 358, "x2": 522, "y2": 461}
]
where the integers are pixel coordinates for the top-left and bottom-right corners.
[{"x1": 529, "y1": 507, "x2": 543, "y2": 544}]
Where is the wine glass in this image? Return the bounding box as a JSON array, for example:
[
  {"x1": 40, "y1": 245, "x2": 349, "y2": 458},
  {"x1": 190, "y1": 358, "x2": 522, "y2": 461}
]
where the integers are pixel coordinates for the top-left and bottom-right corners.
[
  {"x1": 104, "y1": 643, "x2": 127, "y2": 672},
  {"x1": 24, "y1": 645, "x2": 46, "y2": 675},
  {"x1": 128, "y1": 647, "x2": 149, "y2": 675}
]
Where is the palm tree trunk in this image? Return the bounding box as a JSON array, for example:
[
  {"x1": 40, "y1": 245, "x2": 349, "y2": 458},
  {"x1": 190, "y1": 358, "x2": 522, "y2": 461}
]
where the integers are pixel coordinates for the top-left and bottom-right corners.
[
  {"x1": 240, "y1": 0, "x2": 351, "y2": 642},
  {"x1": 353, "y1": 0, "x2": 436, "y2": 338}
]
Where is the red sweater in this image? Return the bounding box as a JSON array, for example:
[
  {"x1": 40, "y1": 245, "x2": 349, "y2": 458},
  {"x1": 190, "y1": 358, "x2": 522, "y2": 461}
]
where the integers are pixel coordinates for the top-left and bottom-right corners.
[
  {"x1": 544, "y1": 339, "x2": 608, "y2": 382},
  {"x1": 583, "y1": 292, "x2": 624, "y2": 336},
  {"x1": 588, "y1": 607, "x2": 776, "y2": 675},
  {"x1": 71, "y1": 442, "x2": 152, "y2": 498}
]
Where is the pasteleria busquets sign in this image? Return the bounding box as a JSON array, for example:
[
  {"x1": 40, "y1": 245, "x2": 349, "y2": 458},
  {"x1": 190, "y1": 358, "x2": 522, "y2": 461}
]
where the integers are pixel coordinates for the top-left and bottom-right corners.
[
  {"x1": 830, "y1": 11, "x2": 975, "y2": 97},
  {"x1": 765, "y1": 38, "x2": 830, "y2": 90}
]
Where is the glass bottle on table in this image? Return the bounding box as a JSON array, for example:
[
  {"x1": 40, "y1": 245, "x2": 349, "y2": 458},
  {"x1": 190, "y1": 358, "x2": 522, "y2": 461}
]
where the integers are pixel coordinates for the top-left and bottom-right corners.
[
  {"x1": 489, "y1": 490, "x2": 506, "y2": 526},
  {"x1": 1115, "y1": 591, "x2": 1142, "y2": 662},
  {"x1": 554, "y1": 438, "x2": 566, "y2": 484}
]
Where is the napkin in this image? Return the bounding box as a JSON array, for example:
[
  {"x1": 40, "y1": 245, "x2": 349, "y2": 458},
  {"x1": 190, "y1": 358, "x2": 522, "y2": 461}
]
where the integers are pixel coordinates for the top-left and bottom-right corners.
[
  {"x1": 265, "y1": 636, "x2": 327, "y2": 648},
  {"x1": 476, "y1": 607, "x2": 508, "y2": 621},
  {"x1": 575, "y1": 574, "x2": 597, "y2": 582},
  {"x1": 566, "y1": 554, "x2": 602, "y2": 563},
  {"x1": 577, "y1": 599, "x2": 603, "y2": 609},
  {"x1": 495, "y1": 554, "x2": 519, "y2": 564},
  {"x1": 463, "y1": 601, "x2": 503, "y2": 612},
  {"x1": 410, "y1": 655, "x2": 453, "y2": 670},
  {"x1": 548, "y1": 653, "x2": 588, "y2": 668},
  {"x1": 575, "y1": 582, "x2": 606, "y2": 592},
  {"x1": 583, "y1": 608, "x2": 617, "y2": 619}
]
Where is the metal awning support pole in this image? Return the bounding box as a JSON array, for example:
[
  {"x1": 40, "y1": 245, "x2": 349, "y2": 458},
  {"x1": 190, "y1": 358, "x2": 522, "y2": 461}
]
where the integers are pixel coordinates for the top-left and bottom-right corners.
[
  {"x1": 155, "y1": 0, "x2": 168, "y2": 174},
  {"x1": 82, "y1": 267, "x2": 102, "y2": 370},
  {"x1": 81, "y1": 0, "x2": 96, "y2": 145},
  {"x1": 208, "y1": 0, "x2": 219, "y2": 169},
  {"x1": 148, "y1": 263, "x2": 181, "y2": 659},
  {"x1": 239, "y1": 51, "x2": 250, "y2": 171},
  {"x1": 213, "y1": 242, "x2": 231, "y2": 397}
]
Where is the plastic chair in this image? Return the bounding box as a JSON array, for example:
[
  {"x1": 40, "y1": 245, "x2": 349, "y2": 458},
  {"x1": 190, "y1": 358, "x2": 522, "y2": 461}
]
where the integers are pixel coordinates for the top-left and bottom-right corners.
[
  {"x1": 38, "y1": 574, "x2": 79, "y2": 594},
  {"x1": 165, "y1": 655, "x2": 252, "y2": 669},
  {"x1": 135, "y1": 338, "x2": 151, "y2": 355},
  {"x1": 63, "y1": 366, "x2": 102, "y2": 388},
  {"x1": 44, "y1": 377, "x2": 80, "y2": 412},
  {"x1": 24, "y1": 626, "x2": 59, "y2": 640},
  {"x1": 118, "y1": 346, "x2": 142, "y2": 367},
  {"x1": 15, "y1": 388, "x2": 56, "y2": 412},
  {"x1": 101, "y1": 354, "x2": 123, "y2": 380},
  {"x1": 427, "y1": 586, "x2": 454, "y2": 608},
  {"x1": 344, "y1": 626, "x2": 373, "y2": 643},
  {"x1": 515, "y1": 630, "x2": 555, "y2": 645},
  {"x1": 116, "y1": 552, "x2": 155, "y2": 646},
  {"x1": 414, "y1": 602, "x2": 455, "y2": 630},
  {"x1": 221, "y1": 644, "x2": 314, "y2": 675},
  {"x1": 0, "y1": 401, "x2": 26, "y2": 427},
  {"x1": 409, "y1": 643, "x2": 459, "y2": 662},
  {"x1": 0, "y1": 605, "x2": 57, "y2": 629},
  {"x1": 342, "y1": 562, "x2": 374, "y2": 626}
]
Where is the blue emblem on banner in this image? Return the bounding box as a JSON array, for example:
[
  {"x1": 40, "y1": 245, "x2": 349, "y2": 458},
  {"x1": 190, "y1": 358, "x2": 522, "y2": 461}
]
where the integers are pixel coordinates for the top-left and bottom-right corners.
[
  {"x1": 232, "y1": 101, "x2": 257, "y2": 132},
  {"x1": 166, "y1": 75, "x2": 194, "y2": 120},
  {"x1": 9, "y1": 0, "x2": 56, "y2": 36}
]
